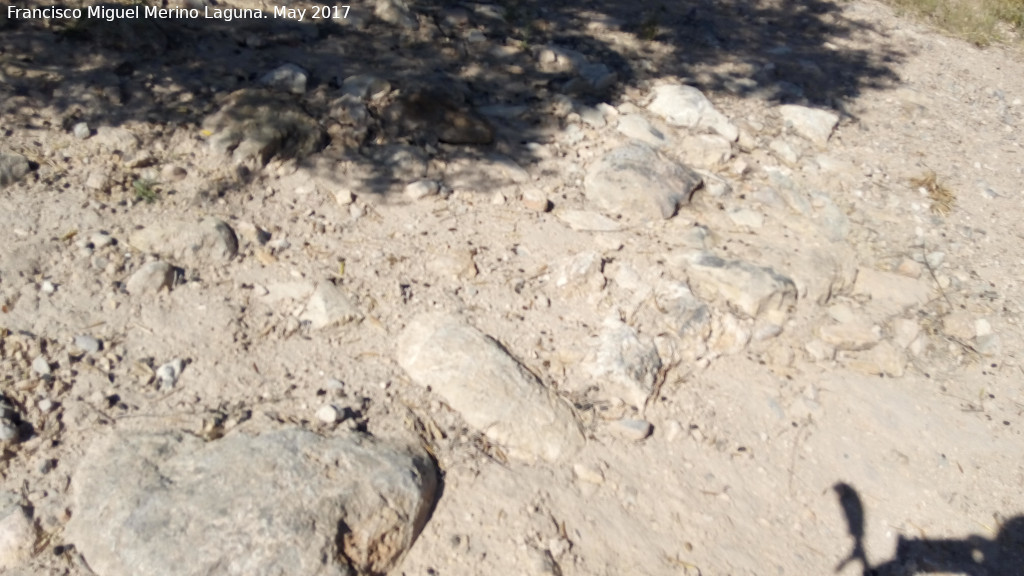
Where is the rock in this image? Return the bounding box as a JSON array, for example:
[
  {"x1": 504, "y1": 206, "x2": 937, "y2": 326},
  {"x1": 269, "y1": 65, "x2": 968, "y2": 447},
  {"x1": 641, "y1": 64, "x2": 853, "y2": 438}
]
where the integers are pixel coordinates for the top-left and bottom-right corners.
[
  {"x1": 125, "y1": 261, "x2": 175, "y2": 294},
  {"x1": 129, "y1": 218, "x2": 238, "y2": 264},
  {"x1": 679, "y1": 134, "x2": 733, "y2": 168},
  {"x1": 67, "y1": 429, "x2": 437, "y2": 576},
  {"x1": 260, "y1": 63, "x2": 308, "y2": 94},
  {"x1": 397, "y1": 314, "x2": 584, "y2": 462},
  {"x1": 609, "y1": 418, "x2": 653, "y2": 441},
  {"x1": 615, "y1": 115, "x2": 667, "y2": 148},
  {"x1": 975, "y1": 333, "x2": 1002, "y2": 356},
  {"x1": 94, "y1": 126, "x2": 139, "y2": 154},
  {"x1": 585, "y1": 318, "x2": 662, "y2": 411},
  {"x1": 555, "y1": 252, "x2": 606, "y2": 296},
  {"x1": 521, "y1": 188, "x2": 551, "y2": 212},
  {"x1": 942, "y1": 312, "x2": 976, "y2": 341},
  {"x1": 341, "y1": 74, "x2": 391, "y2": 101},
  {"x1": 584, "y1": 143, "x2": 702, "y2": 221},
  {"x1": 769, "y1": 139, "x2": 800, "y2": 165},
  {"x1": 155, "y1": 359, "x2": 184, "y2": 391},
  {"x1": 426, "y1": 249, "x2": 477, "y2": 279},
  {"x1": 0, "y1": 493, "x2": 34, "y2": 571},
  {"x1": 818, "y1": 321, "x2": 881, "y2": 351},
  {"x1": 677, "y1": 251, "x2": 797, "y2": 322},
  {"x1": 72, "y1": 122, "x2": 91, "y2": 140},
  {"x1": 385, "y1": 89, "x2": 493, "y2": 145},
  {"x1": 0, "y1": 420, "x2": 18, "y2": 447},
  {"x1": 85, "y1": 171, "x2": 109, "y2": 191},
  {"x1": 777, "y1": 105, "x2": 839, "y2": 147},
  {"x1": 404, "y1": 179, "x2": 440, "y2": 200},
  {"x1": 891, "y1": 318, "x2": 921, "y2": 349},
  {"x1": 845, "y1": 340, "x2": 906, "y2": 377},
  {"x1": 299, "y1": 281, "x2": 362, "y2": 329},
  {"x1": 805, "y1": 339, "x2": 835, "y2": 362},
  {"x1": 316, "y1": 404, "x2": 339, "y2": 424},
  {"x1": 578, "y1": 105, "x2": 606, "y2": 128},
  {"x1": 73, "y1": 335, "x2": 102, "y2": 354},
  {"x1": 646, "y1": 84, "x2": 738, "y2": 141},
  {"x1": 573, "y1": 463, "x2": 605, "y2": 485},
  {"x1": 31, "y1": 355, "x2": 51, "y2": 377},
  {"x1": 203, "y1": 88, "x2": 326, "y2": 165},
  {"x1": 975, "y1": 318, "x2": 993, "y2": 337},
  {"x1": 707, "y1": 313, "x2": 751, "y2": 355},
  {"x1": 578, "y1": 62, "x2": 617, "y2": 92},
  {"x1": 0, "y1": 154, "x2": 29, "y2": 188},
  {"x1": 654, "y1": 282, "x2": 711, "y2": 344},
  {"x1": 852, "y1": 268, "x2": 932, "y2": 315},
  {"x1": 375, "y1": 0, "x2": 418, "y2": 29},
  {"x1": 554, "y1": 209, "x2": 622, "y2": 232}
]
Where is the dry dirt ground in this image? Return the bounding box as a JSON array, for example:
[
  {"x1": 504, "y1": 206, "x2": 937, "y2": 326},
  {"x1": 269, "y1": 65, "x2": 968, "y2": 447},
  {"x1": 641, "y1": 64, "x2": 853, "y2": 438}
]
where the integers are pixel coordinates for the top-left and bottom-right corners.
[{"x1": 1, "y1": 0, "x2": 1023, "y2": 574}]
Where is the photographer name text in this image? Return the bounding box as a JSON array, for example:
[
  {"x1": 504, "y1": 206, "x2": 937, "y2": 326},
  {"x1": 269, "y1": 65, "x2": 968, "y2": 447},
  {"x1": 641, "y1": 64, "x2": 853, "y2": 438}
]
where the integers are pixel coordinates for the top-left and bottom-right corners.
[{"x1": 7, "y1": 4, "x2": 351, "y2": 22}]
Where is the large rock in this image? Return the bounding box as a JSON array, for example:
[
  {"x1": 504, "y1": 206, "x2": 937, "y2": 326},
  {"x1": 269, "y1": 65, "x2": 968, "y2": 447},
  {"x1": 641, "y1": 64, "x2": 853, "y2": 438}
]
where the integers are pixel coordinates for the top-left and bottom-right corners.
[
  {"x1": 676, "y1": 251, "x2": 797, "y2": 322},
  {"x1": 646, "y1": 84, "x2": 738, "y2": 141},
  {"x1": 129, "y1": 217, "x2": 238, "y2": 264},
  {"x1": 0, "y1": 154, "x2": 29, "y2": 188},
  {"x1": 203, "y1": 88, "x2": 326, "y2": 165},
  {"x1": 397, "y1": 314, "x2": 584, "y2": 463},
  {"x1": 777, "y1": 105, "x2": 839, "y2": 147},
  {"x1": 67, "y1": 428, "x2": 437, "y2": 576},
  {"x1": 584, "y1": 143, "x2": 702, "y2": 221}
]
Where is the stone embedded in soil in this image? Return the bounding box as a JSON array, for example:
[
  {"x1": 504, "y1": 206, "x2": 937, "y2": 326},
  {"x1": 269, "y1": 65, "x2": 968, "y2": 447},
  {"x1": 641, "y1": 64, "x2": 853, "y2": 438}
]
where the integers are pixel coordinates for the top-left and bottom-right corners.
[
  {"x1": 66, "y1": 428, "x2": 437, "y2": 576},
  {"x1": 608, "y1": 418, "x2": 653, "y2": 441},
  {"x1": 397, "y1": 313, "x2": 584, "y2": 463},
  {"x1": 818, "y1": 321, "x2": 881, "y2": 351},
  {"x1": 615, "y1": 114, "x2": 668, "y2": 148},
  {"x1": 94, "y1": 126, "x2": 140, "y2": 154},
  {"x1": 259, "y1": 63, "x2": 308, "y2": 95},
  {"x1": 677, "y1": 251, "x2": 797, "y2": 322},
  {"x1": 155, "y1": 359, "x2": 184, "y2": 391},
  {"x1": 0, "y1": 492, "x2": 35, "y2": 571},
  {"x1": 584, "y1": 142, "x2": 703, "y2": 221},
  {"x1": 31, "y1": 355, "x2": 50, "y2": 376},
  {"x1": 777, "y1": 105, "x2": 839, "y2": 147},
  {"x1": 73, "y1": 335, "x2": 102, "y2": 354},
  {"x1": 129, "y1": 218, "x2": 238, "y2": 264},
  {"x1": 646, "y1": 84, "x2": 739, "y2": 141},
  {"x1": 844, "y1": 340, "x2": 906, "y2": 377},
  {"x1": 679, "y1": 134, "x2": 733, "y2": 169},
  {"x1": 852, "y1": 267, "x2": 933, "y2": 315},
  {"x1": 585, "y1": 318, "x2": 663, "y2": 411},
  {"x1": 298, "y1": 281, "x2": 362, "y2": 329},
  {"x1": 0, "y1": 154, "x2": 29, "y2": 188},
  {"x1": 202, "y1": 88, "x2": 326, "y2": 165},
  {"x1": 125, "y1": 261, "x2": 175, "y2": 294},
  {"x1": 555, "y1": 251, "x2": 606, "y2": 296}
]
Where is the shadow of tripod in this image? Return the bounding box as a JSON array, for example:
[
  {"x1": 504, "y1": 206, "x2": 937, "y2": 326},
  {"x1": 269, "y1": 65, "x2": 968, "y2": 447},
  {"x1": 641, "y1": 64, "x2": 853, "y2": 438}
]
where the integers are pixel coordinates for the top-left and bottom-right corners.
[{"x1": 833, "y1": 483, "x2": 1024, "y2": 576}]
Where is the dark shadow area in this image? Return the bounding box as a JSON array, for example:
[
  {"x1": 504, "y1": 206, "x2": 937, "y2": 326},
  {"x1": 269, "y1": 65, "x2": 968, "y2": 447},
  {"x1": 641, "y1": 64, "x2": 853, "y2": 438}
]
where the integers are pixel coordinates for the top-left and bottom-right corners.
[
  {"x1": 0, "y1": 0, "x2": 905, "y2": 196},
  {"x1": 833, "y1": 482, "x2": 1024, "y2": 576}
]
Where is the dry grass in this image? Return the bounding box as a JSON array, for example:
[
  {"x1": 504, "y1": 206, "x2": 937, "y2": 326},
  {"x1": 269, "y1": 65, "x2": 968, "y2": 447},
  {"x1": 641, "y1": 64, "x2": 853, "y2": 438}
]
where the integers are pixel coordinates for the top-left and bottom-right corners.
[
  {"x1": 911, "y1": 171, "x2": 956, "y2": 215},
  {"x1": 885, "y1": 0, "x2": 1024, "y2": 45}
]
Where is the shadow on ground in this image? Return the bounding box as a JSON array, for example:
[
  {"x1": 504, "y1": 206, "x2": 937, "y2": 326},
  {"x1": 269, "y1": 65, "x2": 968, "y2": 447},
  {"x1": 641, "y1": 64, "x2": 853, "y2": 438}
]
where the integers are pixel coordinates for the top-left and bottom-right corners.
[
  {"x1": 834, "y1": 483, "x2": 1024, "y2": 576},
  {"x1": 0, "y1": 0, "x2": 904, "y2": 195}
]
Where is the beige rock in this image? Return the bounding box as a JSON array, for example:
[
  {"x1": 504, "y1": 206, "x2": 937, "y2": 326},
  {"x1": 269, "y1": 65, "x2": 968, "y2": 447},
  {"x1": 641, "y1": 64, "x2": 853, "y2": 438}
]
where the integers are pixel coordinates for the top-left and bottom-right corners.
[
  {"x1": 942, "y1": 312, "x2": 976, "y2": 341},
  {"x1": 896, "y1": 258, "x2": 924, "y2": 278},
  {"x1": 844, "y1": 340, "x2": 906, "y2": 377},
  {"x1": 0, "y1": 495, "x2": 34, "y2": 571},
  {"x1": 521, "y1": 188, "x2": 552, "y2": 212},
  {"x1": 853, "y1": 267, "x2": 932, "y2": 315},
  {"x1": 819, "y1": 321, "x2": 880, "y2": 351}
]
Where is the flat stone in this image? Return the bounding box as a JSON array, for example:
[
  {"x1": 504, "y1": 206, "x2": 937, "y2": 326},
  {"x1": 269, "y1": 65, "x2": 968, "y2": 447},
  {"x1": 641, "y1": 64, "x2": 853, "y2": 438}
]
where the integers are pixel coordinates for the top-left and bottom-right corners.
[
  {"x1": 616, "y1": 115, "x2": 667, "y2": 148},
  {"x1": 129, "y1": 218, "x2": 238, "y2": 264},
  {"x1": 818, "y1": 321, "x2": 880, "y2": 351},
  {"x1": 397, "y1": 314, "x2": 584, "y2": 463},
  {"x1": 555, "y1": 252, "x2": 606, "y2": 296},
  {"x1": 0, "y1": 493, "x2": 34, "y2": 571},
  {"x1": 777, "y1": 105, "x2": 839, "y2": 147},
  {"x1": 0, "y1": 154, "x2": 29, "y2": 188},
  {"x1": 845, "y1": 340, "x2": 906, "y2": 377},
  {"x1": 608, "y1": 418, "x2": 653, "y2": 441},
  {"x1": 647, "y1": 84, "x2": 738, "y2": 141},
  {"x1": 676, "y1": 251, "x2": 797, "y2": 322},
  {"x1": 554, "y1": 210, "x2": 621, "y2": 232},
  {"x1": 708, "y1": 313, "x2": 751, "y2": 355},
  {"x1": 125, "y1": 261, "x2": 175, "y2": 295},
  {"x1": 73, "y1": 335, "x2": 102, "y2": 354},
  {"x1": 94, "y1": 126, "x2": 139, "y2": 154},
  {"x1": 853, "y1": 268, "x2": 932, "y2": 315},
  {"x1": 584, "y1": 142, "x2": 702, "y2": 221},
  {"x1": 66, "y1": 429, "x2": 437, "y2": 576},
  {"x1": 298, "y1": 281, "x2": 362, "y2": 329},
  {"x1": 585, "y1": 318, "x2": 662, "y2": 410}
]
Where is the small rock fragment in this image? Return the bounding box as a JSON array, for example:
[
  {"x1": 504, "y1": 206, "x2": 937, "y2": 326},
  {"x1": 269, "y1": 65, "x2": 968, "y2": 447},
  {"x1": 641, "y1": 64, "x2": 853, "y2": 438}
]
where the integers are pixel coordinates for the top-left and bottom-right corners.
[
  {"x1": 845, "y1": 341, "x2": 906, "y2": 377},
  {"x1": 554, "y1": 210, "x2": 621, "y2": 232},
  {"x1": 521, "y1": 188, "x2": 551, "y2": 212},
  {"x1": 818, "y1": 321, "x2": 881, "y2": 351},
  {"x1": 260, "y1": 63, "x2": 308, "y2": 94},
  {"x1": 316, "y1": 405, "x2": 339, "y2": 424},
  {"x1": 31, "y1": 355, "x2": 51, "y2": 377},
  {"x1": 942, "y1": 312, "x2": 976, "y2": 341},
  {"x1": 0, "y1": 154, "x2": 30, "y2": 188},
  {"x1": 73, "y1": 122, "x2": 92, "y2": 140},
  {"x1": 609, "y1": 418, "x2": 653, "y2": 441},
  {"x1": 126, "y1": 261, "x2": 175, "y2": 294},
  {"x1": 0, "y1": 493, "x2": 35, "y2": 571},
  {"x1": 155, "y1": 359, "x2": 184, "y2": 390},
  {"x1": 74, "y1": 335, "x2": 102, "y2": 354},
  {"x1": 299, "y1": 282, "x2": 362, "y2": 329},
  {"x1": 777, "y1": 105, "x2": 839, "y2": 147},
  {"x1": 404, "y1": 179, "x2": 440, "y2": 200},
  {"x1": 585, "y1": 318, "x2": 662, "y2": 410}
]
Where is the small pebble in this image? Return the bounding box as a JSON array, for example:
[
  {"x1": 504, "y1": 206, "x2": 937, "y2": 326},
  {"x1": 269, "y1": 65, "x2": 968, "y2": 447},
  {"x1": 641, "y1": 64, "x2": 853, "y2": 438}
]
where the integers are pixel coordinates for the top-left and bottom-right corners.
[
  {"x1": 609, "y1": 418, "x2": 653, "y2": 441},
  {"x1": 316, "y1": 405, "x2": 339, "y2": 424},
  {"x1": 31, "y1": 356, "x2": 50, "y2": 377},
  {"x1": 73, "y1": 335, "x2": 102, "y2": 354},
  {"x1": 326, "y1": 378, "x2": 345, "y2": 391},
  {"x1": 72, "y1": 122, "x2": 91, "y2": 140},
  {"x1": 155, "y1": 359, "x2": 185, "y2": 391},
  {"x1": 37, "y1": 399, "x2": 54, "y2": 413},
  {"x1": 40, "y1": 281, "x2": 56, "y2": 295}
]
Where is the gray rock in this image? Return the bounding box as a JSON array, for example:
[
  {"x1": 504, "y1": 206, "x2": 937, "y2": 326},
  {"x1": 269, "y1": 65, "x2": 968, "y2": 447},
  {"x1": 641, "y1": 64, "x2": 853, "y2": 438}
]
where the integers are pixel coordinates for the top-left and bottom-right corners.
[
  {"x1": 678, "y1": 134, "x2": 733, "y2": 168},
  {"x1": 677, "y1": 251, "x2": 797, "y2": 322},
  {"x1": 647, "y1": 84, "x2": 738, "y2": 141},
  {"x1": 777, "y1": 105, "x2": 839, "y2": 147},
  {"x1": 0, "y1": 493, "x2": 34, "y2": 571},
  {"x1": 578, "y1": 106, "x2": 606, "y2": 128},
  {"x1": 374, "y1": 0, "x2": 418, "y2": 29},
  {"x1": 129, "y1": 218, "x2": 238, "y2": 264},
  {"x1": 654, "y1": 283, "x2": 711, "y2": 343},
  {"x1": 585, "y1": 318, "x2": 662, "y2": 411},
  {"x1": 0, "y1": 154, "x2": 29, "y2": 188},
  {"x1": 72, "y1": 122, "x2": 91, "y2": 140},
  {"x1": 578, "y1": 62, "x2": 617, "y2": 92},
  {"x1": 260, "y1": 63, "x2": 308, "y2": 95},
  {"x1": 615, "y1": 115, "x2": 667, "y2": 148},
  {"x1": 155, "y1": 358, "x2": 184, "y2": 391},
  {"x1": 125, "y1": 261, "x2": 175, "y2": 295},
  {"x1": 74, "y1": 335, "x2": 102, "y2": 354},
  {"x1": 584, "y1": 143, "x2": 702, "y2": 221},
  {"x1": 66, "y1": 429, "x2": 437, "y2": 576},
  {"x1": 845, "y1": 340, "x2": 906, "y2": 377},
  {"x1": 340, "y1": 74, "x2": 391, "y2": 101},
  {"x1": 608, "y1": 418, "x2": 653, "y2": 441},
  {"x1": 0, "y1": 420, "x2": 18, "y2": 447},
  {"x1": 203, "y1": 88, "x2": 326, "y2": 165},
  {"x1": 31, "y1": 355, "x2": 51, "y2": 377},
  {"x1": 298, "y1": 281, "x2": 362, "y2": 329},
  {"x1": 397, "y1": 314, "x2": 584, "y2": 463},
  {"x1": 404, "y1": 179, "x2": 440, "y2": 200}
]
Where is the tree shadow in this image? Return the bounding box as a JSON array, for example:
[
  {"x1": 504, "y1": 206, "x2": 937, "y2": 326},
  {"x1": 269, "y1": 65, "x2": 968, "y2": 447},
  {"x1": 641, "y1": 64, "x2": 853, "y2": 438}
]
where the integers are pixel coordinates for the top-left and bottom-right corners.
[
  {"x1": 0, "y1": 0, "x2": 904, "y2": 197},
  {"x1": 833, "y1": 482, "x2": 1024, "y2": 576}
]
